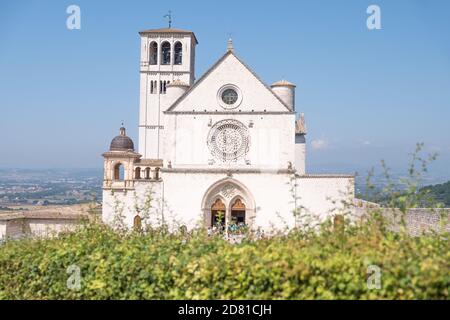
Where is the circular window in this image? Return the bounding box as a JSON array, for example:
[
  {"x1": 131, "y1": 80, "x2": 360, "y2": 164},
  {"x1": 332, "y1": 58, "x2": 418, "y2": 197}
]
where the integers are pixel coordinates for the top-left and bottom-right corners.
[
  {"x1": 217, "y1": 85, "x2": 242, "y2": 109},
  {"x1": 221, "y1": 89, "x2": 238, "y2": 105},
  {"x1": 207, "y1": 119, "x2": 249, "y2": 162}
]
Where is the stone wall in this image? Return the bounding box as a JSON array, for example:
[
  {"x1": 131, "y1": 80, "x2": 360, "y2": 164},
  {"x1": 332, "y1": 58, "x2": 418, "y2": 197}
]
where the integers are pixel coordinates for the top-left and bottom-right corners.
[
  {"x1": 380, "y1": 208, "x2": 450, "y2": 236},
  {"x1": 354, "y1": 201, "x2": 450, "y2": 236},
  {"x1": 0, "y1": 204, "x2": 100, "y2": 240},
  {"x1": 0, "y1": 214, "x2": 85, "y2": 240},
  {"x1": 102, "y1": 172, "x2": 356, "y2": 232}
]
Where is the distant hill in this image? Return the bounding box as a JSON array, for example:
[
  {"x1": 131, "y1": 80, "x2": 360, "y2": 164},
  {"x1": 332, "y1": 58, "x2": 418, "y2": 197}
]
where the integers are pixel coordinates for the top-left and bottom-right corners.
[{"x1": 421, "y1": 181, "x2": 450, "y2": 207}]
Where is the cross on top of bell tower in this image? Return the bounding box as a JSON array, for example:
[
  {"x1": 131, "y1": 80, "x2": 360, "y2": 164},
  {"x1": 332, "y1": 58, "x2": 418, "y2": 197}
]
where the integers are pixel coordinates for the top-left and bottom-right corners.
[{"x1": 163, "y1": 10, "x2": 172, "y2": 28}]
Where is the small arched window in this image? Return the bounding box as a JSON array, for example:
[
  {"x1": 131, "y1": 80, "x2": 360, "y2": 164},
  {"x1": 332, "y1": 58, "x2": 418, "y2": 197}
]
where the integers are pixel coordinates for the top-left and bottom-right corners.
[
  {"x1": 135, "y1": 167, "x2": 141, "y2": 179},
  {"x1": 174, "y1": 42, "x2": 182, "y2": 65},
  {"x1": 153, "y1": 167, "x2": 160, "y2": 180},
  {"x1": 161, "y1": 42, "x2": 171, "y2": 65},
  {"x1": 149, "y1": 42, "x2": 158, "y2": 65},
  {"x1": 114, "y1": 163, "x2": 124, "y2": 181}
]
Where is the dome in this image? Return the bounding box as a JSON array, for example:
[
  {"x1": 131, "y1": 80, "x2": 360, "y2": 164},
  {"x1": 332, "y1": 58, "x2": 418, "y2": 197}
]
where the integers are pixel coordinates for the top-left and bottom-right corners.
[
  {"x1": 109, "y1": 127, "x2": 134, "y2": 151},
  {"x1": 271, "y1": 79, "x2": 296, "y2": 87}
]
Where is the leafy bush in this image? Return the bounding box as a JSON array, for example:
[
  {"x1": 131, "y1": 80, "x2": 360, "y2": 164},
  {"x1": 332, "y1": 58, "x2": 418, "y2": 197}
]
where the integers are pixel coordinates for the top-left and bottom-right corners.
[{"x1": 0, "y1": 221, "x2": 448, "y2": 300}]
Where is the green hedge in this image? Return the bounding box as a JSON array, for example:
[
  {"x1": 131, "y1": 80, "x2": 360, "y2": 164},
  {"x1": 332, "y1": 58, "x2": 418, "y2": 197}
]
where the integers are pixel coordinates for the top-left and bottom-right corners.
[{"x1": 0, "y1": 223, "x2": 448, "y2": 299}]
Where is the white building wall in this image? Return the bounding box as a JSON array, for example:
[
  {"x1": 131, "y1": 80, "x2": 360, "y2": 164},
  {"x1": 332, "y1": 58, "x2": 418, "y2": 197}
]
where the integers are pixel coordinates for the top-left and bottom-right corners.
[
  {"x1": 101, "y1": 173, "x2": 355, "y2": 233},
  {"x1": 102, "y1": 181, "x2": 164, "y2": 228},
  {"x1": 296, "y1": 175, "x2": 355, "y2": 222},
  {"x1": 295, "y1": 134, "x2": 306, "y2": 174},
  {"x1": 163, "y1": 113, "x2": 295, "y2": 169},
  {"x1": 160, "y1": 172, "x2": 295, "y2": 231}
]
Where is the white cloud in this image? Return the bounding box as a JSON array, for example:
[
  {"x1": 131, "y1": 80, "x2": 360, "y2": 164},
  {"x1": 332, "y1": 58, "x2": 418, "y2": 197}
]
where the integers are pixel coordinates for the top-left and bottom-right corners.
[
  {"x1": 362, "y1": 140, "x2": 371, "y2": 146},
  {"x1": 311, "y1": 139, "x2": 328, "y2": 150}
]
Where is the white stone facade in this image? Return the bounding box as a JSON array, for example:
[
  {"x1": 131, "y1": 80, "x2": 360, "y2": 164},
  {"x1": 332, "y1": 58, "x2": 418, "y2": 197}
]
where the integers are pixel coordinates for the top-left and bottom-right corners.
[{"x1": 102, "y1": 27, "x2": 355, "y2": 232}]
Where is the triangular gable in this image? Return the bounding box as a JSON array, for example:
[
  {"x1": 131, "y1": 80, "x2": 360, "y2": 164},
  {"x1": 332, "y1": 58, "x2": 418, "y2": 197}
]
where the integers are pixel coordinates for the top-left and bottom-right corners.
[{"x1": 166, "y1": 51, "x2": 292, "y2": 113}]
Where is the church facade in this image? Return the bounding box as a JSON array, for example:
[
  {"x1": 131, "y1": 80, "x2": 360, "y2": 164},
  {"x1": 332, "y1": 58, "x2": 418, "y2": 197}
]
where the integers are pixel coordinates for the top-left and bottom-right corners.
[{"x1": 102, "y1": 27, "x2": 354, "y2": 232}]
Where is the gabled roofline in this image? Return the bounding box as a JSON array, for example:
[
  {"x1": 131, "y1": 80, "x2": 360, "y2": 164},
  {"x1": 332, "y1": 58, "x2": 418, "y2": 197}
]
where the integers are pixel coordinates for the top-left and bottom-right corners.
[
  {"x1": 232, "y1": 52, "x2": 293, "y2": 111},
  {"x1": 165, "y1": 50, "x2": 293, "y2": 113},
  {"x1": 165, "y1": 51, "x2": 232, "y2": 112}
]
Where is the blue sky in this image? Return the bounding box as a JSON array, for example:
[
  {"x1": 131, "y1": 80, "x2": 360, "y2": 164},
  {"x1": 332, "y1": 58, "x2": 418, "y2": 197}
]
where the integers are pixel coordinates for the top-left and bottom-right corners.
[{"x1": 0, "y1": 0, "x2": 449, "y2": 180}]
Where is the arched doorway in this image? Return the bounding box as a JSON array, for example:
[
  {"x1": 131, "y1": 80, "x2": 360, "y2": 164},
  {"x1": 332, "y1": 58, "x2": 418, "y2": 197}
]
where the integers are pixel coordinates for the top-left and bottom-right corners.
[
  {"x1": 133, "y1": 215, "x2": 142, "y2": 232},
  {"x1": 211, "y1": 198, "x2": 226, "y2": 228},
  {"x1": 231, "y1": 198, "x2": 246, "y2": 225},
  {"x1": 201, "y1": 178, "x2": 255, "y2": 230}
]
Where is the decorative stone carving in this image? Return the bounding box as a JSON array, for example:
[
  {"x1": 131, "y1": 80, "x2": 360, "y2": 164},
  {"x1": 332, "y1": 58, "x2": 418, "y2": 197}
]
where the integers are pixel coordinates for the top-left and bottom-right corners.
[
  {"x1": 231, "y1": 198, "x2": 246, "y2": 210},
  {"x1": 220, "y1": 184, "x2": 236, "y2": 198}
]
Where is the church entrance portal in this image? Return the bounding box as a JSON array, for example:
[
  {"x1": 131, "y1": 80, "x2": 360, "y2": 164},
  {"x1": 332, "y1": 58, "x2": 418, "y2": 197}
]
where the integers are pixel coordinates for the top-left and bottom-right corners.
[{"x1": 202, "y1": 178, "x2": 255, "y2": 230}]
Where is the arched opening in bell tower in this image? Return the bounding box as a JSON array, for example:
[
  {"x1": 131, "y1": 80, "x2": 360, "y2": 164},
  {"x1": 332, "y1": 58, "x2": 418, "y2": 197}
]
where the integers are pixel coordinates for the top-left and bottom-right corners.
[
  {"x1": 149, "y1": 42, "x2": 158, "y2": 65},
  {"x1": 174, "y1": 42, "x2": 182, "y2": 65},
  {"x1": 113, "y1": 163, "x2": 124, "y2": 181},
  {"x1": 161, "y1": 41, "x2": 171, "y2": 65}
]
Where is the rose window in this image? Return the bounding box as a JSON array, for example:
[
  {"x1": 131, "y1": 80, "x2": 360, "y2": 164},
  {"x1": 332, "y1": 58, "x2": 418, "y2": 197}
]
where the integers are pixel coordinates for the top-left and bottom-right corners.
[{"x1": 207, "y1": 119, "x2": 249, "y2": 162}]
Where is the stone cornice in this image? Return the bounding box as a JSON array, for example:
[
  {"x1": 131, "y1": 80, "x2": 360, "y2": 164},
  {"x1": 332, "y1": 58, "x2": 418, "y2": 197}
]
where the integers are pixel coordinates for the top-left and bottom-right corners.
[
  {"x1": 135, "y1": 159, "x2": 163, "y2": 166},
  {"x1": 161, "y1": 168, "x2": 296, "y2": 174},
  {"x1": 164, "y1": 110, "x2": 295, "y2": 115},
  {"x1": 139, "y1": 70, "x2": 191, "y2": 74},
  {"x1": 102, "y1": 151, "x2": 142, "y2": 158}
]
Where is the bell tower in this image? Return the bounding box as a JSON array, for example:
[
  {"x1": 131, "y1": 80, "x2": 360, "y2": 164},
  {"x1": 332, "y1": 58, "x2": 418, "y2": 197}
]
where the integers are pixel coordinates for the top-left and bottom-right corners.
[{"x1": 138, "y1": 27, "x2": 198, "y2": 159}]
